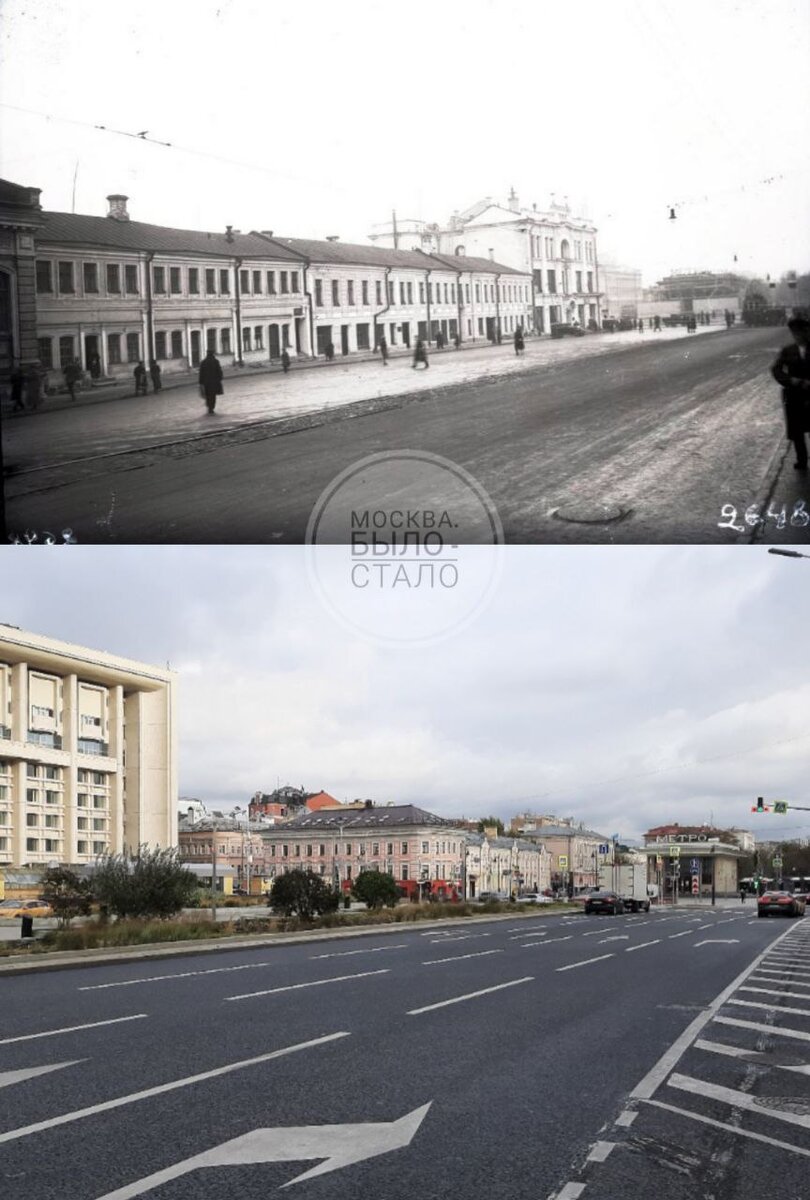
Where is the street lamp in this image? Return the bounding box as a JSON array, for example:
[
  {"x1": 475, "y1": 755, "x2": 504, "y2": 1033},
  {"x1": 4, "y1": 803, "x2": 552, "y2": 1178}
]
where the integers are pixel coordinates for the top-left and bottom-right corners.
[{"x1": 210, "y1": 815, "x2": 218, "y2": 923}]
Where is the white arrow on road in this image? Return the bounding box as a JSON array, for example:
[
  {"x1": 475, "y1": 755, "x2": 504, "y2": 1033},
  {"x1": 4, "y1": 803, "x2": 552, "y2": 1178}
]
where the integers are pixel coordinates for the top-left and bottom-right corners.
[
  {"x1": 95, "y1": 1103, "x2": 432, "y2": 1197},
  {"x1": 0, "y1": 1060, "x2": 84, "y2": 1090},
  {"x1": 694, "y1": 939, "x2": 740, "y2": 946}
]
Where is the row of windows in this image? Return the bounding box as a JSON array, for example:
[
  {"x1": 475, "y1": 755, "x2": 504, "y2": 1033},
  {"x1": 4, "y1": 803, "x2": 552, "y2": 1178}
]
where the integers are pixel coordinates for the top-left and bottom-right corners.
[
  {"x1": 313, "y1": 277, "x2": 529, "y2": 309},
  {"x1": 534, "y1": 270, "x2": 595, "y2": 296},
  {"x1": 36, "y1": 260, "x2": 301, "y2": 299},
  {"x1": 266, "y1": 839, "x2": 460, "y2": 857},
  {"x1": 531, "y1": 237, "x2": 595, "y2": 263}
]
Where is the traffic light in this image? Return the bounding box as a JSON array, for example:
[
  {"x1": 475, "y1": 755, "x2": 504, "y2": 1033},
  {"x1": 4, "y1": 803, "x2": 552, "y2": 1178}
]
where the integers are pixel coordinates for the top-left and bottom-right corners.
[
  {"x1": 751, "y1": 796, "x2": 770, "y2": 813},
  {"x1": 773, "y1": 801, "x2": 789, "y2": 815}
]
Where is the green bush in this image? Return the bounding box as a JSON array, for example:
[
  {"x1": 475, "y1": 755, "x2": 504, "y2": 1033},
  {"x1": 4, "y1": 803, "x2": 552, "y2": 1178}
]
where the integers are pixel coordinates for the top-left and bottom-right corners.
[
  {"x1": 269, "y1": 870, "x2": 340, "y2": 920},
  {"x1": 40, "y1": 866, "x2": 92, "y2": 927},
  {"x1": 92, "y1": 846, "x2": 199, "y2": 920},
  {"x1": 352, "y1": 870, "x2": 401, "y2": 909}
]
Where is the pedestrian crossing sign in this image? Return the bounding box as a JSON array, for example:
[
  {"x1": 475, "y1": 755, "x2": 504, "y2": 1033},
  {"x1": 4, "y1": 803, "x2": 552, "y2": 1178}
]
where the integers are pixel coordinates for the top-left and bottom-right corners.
[{"x1": 773, "y1": 801, "x2": 789, "y2": 814}]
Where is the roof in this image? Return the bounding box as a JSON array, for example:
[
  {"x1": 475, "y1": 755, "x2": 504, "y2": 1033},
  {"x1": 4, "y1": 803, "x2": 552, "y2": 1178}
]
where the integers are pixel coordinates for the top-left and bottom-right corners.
[
  {"x1": 37, "y1": 210, "x2": 303, "y2": 261},
  {"x1": 519, "y1": 824, "x2": 611, "y2": 841},
  {"x1": 267, "y1": 236, "x2": 526, "y2": 277},
  {"x1": 280, "y1": 804, "x2": 459, "y2": 831}
]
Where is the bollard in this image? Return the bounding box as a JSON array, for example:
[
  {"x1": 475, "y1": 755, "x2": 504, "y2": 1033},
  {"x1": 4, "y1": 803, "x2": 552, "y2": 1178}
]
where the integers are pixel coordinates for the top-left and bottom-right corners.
[{"x1": 20, "y1": 914, "x2": 34, "y2": 938}]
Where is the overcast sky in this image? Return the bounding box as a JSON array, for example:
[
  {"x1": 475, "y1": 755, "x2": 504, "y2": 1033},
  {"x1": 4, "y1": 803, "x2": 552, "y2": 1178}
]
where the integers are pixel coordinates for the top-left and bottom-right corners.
[
  {"x1": 1, "y1": 545, "x2": 807, "y2": 845},
  {"x1": 1, "y1": 0, "x2": 808, "y2": 284}
]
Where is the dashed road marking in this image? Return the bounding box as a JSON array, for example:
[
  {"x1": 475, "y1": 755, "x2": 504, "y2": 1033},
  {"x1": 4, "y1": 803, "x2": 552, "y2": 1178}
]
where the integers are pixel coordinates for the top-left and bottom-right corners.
[
  {"x1": 626, "y1": 939, "x2": 661, "y2": 952},
  {"x1": 0, "y1": 1014, "x2": 147, "y2": 1045},
  {"x1": 556, "y1": 954, "x2": 615, "y2": 972},
  {"x1": 422, "y1": 950, "x2": 503, "y2": 965},
  {"x1": 586, "y1": 1141, "x2": 615, "y2": 1162},
  {"x1": 407, "y1": 976, "x2": 533, "y2": 1016},
  {"x1": 225, "y1": 969, "x2": 389, "y2": 1001}
]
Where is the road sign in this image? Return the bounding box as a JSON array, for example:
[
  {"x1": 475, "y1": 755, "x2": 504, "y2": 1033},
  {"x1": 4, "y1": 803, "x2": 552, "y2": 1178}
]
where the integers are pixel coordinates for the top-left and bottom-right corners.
[
  {"x1": 669, "y1": 845, "x2": 681, "y2": 857},
  {"x1": 773, "y1": 801, "x2": 789, "y2": 815},
  {"x1": 598, "y1": 844, "x2": 609, "y2": 855},
  {"x1": 691, "y1": 876, "x2": 700, "y2": 895},
  {"x1": 773, "y1": 857, "x2": 783, "y2": 869},
  {"x1": 94, "y1": 1105, "x2": 432, "y2": 1196},
  {"x1": 689, "y1": 858, "x2": 700, "y2": 873},
  {"x1": 558, "y1": 855, "x2": 568, "y2": 869}
]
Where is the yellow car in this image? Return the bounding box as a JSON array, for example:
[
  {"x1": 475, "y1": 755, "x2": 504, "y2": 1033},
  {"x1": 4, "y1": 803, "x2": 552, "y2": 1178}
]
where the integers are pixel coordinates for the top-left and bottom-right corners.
[{"x1": 0, "y1": 898, "x2": 53, "y2": 918}]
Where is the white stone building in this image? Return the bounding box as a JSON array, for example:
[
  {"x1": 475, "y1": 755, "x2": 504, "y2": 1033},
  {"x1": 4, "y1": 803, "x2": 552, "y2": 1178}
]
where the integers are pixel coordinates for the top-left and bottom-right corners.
[
  {"x1": 369, "y1": 190, "x2": 602, "y2": 335},
  {"x1": 33, "y1": 195, "x2": 308, "y2": 388},
  {"x1": 464, "y1": 833, "x2": 551, "y2": 897}
]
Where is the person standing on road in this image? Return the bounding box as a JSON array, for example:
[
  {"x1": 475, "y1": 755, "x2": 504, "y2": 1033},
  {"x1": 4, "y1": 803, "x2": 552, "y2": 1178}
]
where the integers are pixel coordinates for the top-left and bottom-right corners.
[
  {"x1": 199, "y1": 348, "x2": 224, "y2": 414},
  {"x1": 64, "y1": 358, "x2": 82, "y2": 401},
  {"x1": 514, "y1": 327, "x2": 525, "y2": 356},
  {"x1": 412, "y1": 338, "x2": 429, "y2": 369},
  {"x1": 378, "y1": 334, "x2": 389, "y2": 365},
  {"x1": 771, "y1": 315, "x2": 810, "y2": 471},
  {"x1": 281, "y1": 348, "x2": 291, "y2": 374},
  {"x1": 149, "y1": 360, "x2": 162, "y2": 393},
  {"x1": 10, "y1": 363, "x2": 26, "y2": 412},
  {"x1": 638, "y1": 318, "x2": 644, "y2": 333}
]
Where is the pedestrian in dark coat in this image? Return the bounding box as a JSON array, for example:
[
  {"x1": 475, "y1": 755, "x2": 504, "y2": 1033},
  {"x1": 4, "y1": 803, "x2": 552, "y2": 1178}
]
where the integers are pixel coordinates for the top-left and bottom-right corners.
[
  {"x1": 436, "y1": 330, "x2": 445, "y2": 350},
  {"x1": 198, "y1": 349, "x2": 224, "y2": 413},
  {"x1": 378, "y1": 335, "x2": 388, "y2": 365},
  {"x1": 133, "y1": 361, "x2": 148, "y2": 395},
  {"x1": 64, "y1": 358, "x2": 82, "y2": 401},
  {"x1": 412, "y1": 338, "x2": 429, "y2": 369},
  {"x1": 325, "y1": 342, "x2": 335, "y2": 361},
  {"x1": 88, "y1": 351, "x2": 101, "y2": 379},
  {"x1": 281, "y1": 349, "x2": 291, "y2": 374},
  {"x1": 149, "y1": 360, "x2": 162, "y2": 392},
  {"x1": 638, "y1": 318, "x2": 644, "y2": 333},
  {"x1": 10, "y1": 364, "x2": 25, "y2": 411},
  {"x1": 514, "y1": 327, "x2": 525, "y2": 356},
  {"x1": 771, "y1": 316, "x2": 810, "y2": 470}
]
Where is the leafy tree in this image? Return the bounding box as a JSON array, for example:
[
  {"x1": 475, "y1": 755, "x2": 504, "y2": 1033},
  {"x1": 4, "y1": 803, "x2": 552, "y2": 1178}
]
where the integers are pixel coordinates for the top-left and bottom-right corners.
[
  {"x1": 92, "y1": 846, "x2": 198, "y2": 920},
  {"x1": 477, "y1": 817, "x2": 504, "y2": 836},
  {"x1": 352, "y1": 870, "x2": 400, "y2": 909},
  {"x1": 269, "y1": 870, "x2": 340, "y2": 920},
  {"x1": 40, "y1": 866, "x2": 92, "y2": 928}
]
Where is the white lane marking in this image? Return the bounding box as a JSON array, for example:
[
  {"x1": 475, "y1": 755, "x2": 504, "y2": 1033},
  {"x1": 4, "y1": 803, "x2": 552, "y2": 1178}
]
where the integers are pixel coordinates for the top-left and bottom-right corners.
[
  {"x1": 521, "y1": 935, "x2": 572, "y2": 947},
  {"x1": 695, "y1": 1038, "x2": 810, "y2": 1077},
  {"x1": 0, "y1": 1014, "x2": 147, "y2": 1045},
  {"x1": 553, "y1": 1184, "x2": 587, "y2": 1199},
  {"x1": 427, "y1": 933, "x2": 491, "y2": 944},
  {"x1": 226, "y1": 969, "x2": 389, "y2": 1001},
  {"x1": 696, "y1": 923, "x2": 713, "y2": 930},
  {"x1": 714, "y1": 1016, "x2": 810, "y2": 1042},
  {"x1": 508, "y1": 926, "x2": 546, "y2": 934},
  {"x1": 630, "y1": 920, "x2": 798, "y2": 1100},
  {"x1": 615, "y1": 1110, "x2": 638, "y2": 1127},
  {"x1": 752, "y1": 967, "x2": 810, "y2": 979},
  {"x1": 586, "y1": 1141, "x2": 615, "y2": 1162},
  {"x1": 668, "y1": 931, "x2": 692, "y2": 939},
  {"x1": 644, "y1": 1098, "x2": 810, "y2": 1158},
  {"x1": 581, "y1": 927, "x2": 615, "y2": 937},
  {"x1": 407, "y1": 977, "x2": 533, "y2": 1015},
  {"x1": 626, "y1": 940, "x2": 661, "y2": 952},
  {"x1": 694, "y1": 939, "x2": 739, "y2": 946},
  {"x1": 0, "y1": 1060, "x2": 84, "y2": 1089},
  {"x1": 725, "y1": 998, "x2": 810, "y2": 1017},
  {"x1": 598, "y1": 936, "x2": 629, "y2": 943},
  {"x1": 751, "y1": 974, "x2": 810, "y2": 989},
  {"x1": 669, "y1": 1073, "x2": 810, "y2": 1131},
  {"x1": 0, "y1": 1031, "x2": 350, "y2": 1145},
  {"x1": 311, "y1": 944, "x2": 408, "y2": 959},
  {"x1": 740, "y1": 986, "x2": 810, "y2": 1001},
  {"x1": 556, "y1": 954, "x2": 615, "y2": 973},
  {"x1": 80, "y1": 962, "x2": 277, "y2": 989},
  {"x1": 422, "y1": 950, "x2": 503, "y2": 965}
]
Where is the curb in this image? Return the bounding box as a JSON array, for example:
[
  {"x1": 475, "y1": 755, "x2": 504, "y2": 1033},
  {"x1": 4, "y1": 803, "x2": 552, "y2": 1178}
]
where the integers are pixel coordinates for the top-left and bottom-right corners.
[{"x1": 0, "y1": 907, "x2": 575, "y2": 976}]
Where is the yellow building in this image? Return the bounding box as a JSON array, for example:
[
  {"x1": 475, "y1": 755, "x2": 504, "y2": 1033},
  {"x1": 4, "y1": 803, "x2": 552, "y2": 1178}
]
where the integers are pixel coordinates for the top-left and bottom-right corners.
[{"x1": 0, "y1": 625, "x2": 177, "y2": 869}]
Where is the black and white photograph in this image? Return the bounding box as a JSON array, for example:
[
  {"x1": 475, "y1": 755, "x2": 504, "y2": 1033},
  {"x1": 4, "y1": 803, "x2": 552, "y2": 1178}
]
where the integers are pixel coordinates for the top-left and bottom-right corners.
[{"x1": 2, "y1": 3, "x2": 810, "y2": 1200}]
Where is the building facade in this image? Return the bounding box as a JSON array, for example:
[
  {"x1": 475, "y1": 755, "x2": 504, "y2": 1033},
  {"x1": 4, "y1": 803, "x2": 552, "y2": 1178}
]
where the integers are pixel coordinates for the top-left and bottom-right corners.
[
  {"x1": 464, "y1": 833, "x2": 551, "y2": 897},
  {"x1": 33, "y1": 195, "x2": 308, "y2": 388},
  {"x1": 177, "y1": 815, "x2": 265, "y2": 892},
  {"x1": 0, "y1": 625, "x2": 176, "y2": 869},
  {"x1": 369, "y1": 190, "x2": 602, "y2": 335},
  {"x1": 510, "y1": 814, "x2": 615, "y2": 891},
  {"x1": 642, "y1": 824, "x2": 746, "y2": 900},
  {"x1": 0, "y1": 178, "x2": 43, "y2": 381},
  {"x1": 598, "y1": 261, "x2": 643, "y2": 323}
]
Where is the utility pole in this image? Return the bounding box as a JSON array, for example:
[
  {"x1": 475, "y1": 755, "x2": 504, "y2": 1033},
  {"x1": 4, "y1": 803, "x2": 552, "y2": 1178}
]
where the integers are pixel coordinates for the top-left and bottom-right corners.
[
  {"x1": 392, "y1": 209, "x2": 399, "y2": 250},
  {"x1": 210, "y1": 817, "x2": 218, "y2": 923}
]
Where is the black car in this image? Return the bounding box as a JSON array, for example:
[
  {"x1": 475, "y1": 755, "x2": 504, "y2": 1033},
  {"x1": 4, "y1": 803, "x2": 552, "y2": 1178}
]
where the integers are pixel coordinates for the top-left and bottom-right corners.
[
  {"x1": 550, "y1": 323, "x2": 586, "y2": 339},
  {"x1": 584, "y1": 889, "x2": 624, "y2": 915}
]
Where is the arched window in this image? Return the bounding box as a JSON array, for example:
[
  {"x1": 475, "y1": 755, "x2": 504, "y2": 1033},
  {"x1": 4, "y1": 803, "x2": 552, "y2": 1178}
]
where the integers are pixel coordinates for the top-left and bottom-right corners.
[
  {"x1": 455, "y1": 245, "x2": 465, "y2": 256},
  {"x1": 560, "y1": 239, "x2": 570, "y2": 261}
]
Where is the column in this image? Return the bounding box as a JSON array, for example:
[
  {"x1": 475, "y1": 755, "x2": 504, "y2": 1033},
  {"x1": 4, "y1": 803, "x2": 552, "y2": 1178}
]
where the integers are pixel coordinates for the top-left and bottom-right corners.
[
  {"x1": 108, "y1": 684, "x2": 125, "y2": 853},
  {"x1": 100, "y1": 322, "x2": 109, "y2": 376},
  {"x1": 61, "y1": 674, "x2": 78, "y2": 862},
  {"x1": 10, "y1": 662, "x2": 27, "y2": 742},
  {"x1": 11, "y1": 759, "x2": 27, "y2": 867}
]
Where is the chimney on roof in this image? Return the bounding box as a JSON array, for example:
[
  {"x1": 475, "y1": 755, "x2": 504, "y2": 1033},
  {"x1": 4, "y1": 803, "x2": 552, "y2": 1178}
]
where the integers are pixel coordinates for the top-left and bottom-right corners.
[
  {"x1": 508, "y1": 186, "x2": 519, "y2": 213},
  {"x1": 106, "y1": 194, "x2": 130, "y2": 222},
  {"x1": 488, "y1": 247, "x2": 495, "y2": 261},
  {"x1": 326, "y1": 235, "x2": 340, "y2": 242},
  {"x1": 225, "y1": 225, "x2": 234, "y2": 243}
]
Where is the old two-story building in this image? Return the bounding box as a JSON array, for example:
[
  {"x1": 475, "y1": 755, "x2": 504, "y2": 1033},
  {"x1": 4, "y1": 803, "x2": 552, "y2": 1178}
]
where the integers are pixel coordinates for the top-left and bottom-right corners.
[
  {"x1": 177, "y1": 814, "x2": 266, "y2": 893},
  {"x1": 369, "y1": 190, "x2": 602, "y2": 335},
  {"x1": 32, "y1": 194, "x2": 308, "y2": 389},
  {"x1": 464, "y1": 832, "x2": 551, "y2": 897},
  {"x1": 260, "y1": 236, "x2": 533, "y2": 354},
  {"x1": 0, "y1": 178, "x2": 43, "y2": 381}
]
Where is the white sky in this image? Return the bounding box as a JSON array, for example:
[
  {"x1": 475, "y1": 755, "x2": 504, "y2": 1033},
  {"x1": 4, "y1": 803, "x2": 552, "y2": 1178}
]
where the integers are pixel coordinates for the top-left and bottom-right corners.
[
  {"x1": 2, "y1": 545, "x2": 808, "y2": 845},
  {"x1": 1, "y1": 0, "x2": 808, "y2": 284}
]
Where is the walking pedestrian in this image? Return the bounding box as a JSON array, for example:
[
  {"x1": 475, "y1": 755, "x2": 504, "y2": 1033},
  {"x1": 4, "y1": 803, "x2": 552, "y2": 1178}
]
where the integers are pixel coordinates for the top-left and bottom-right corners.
[
  {"x1": 412, "y1": 338, "x2": 429, "y2": 369},
  {"x1": 64, "y1": 358, "x2": 82, "y2": 401},
  {"x1": 199, "y1": 348, "x2": 224, "y2": 413},
  {"x1": 638, "y1": 318, "x2": 644, "y2": 333},
  {"x1": 378, "y1": 335, "x2": 388, "y2": 366},
  {"x1": 514, "y1": 326, "x2": 525, "y2": 356},
  {"x1": 133, "y1": 360, "x2": 148, "y2": 396},
  {"x1": 771, "y1": 315, "x2": 810, "y2": 470},
  {"x1": 436, "y1": 329, "x2": 445, "y2": 351},
  {"x1": 654, "y1": 315, "x2": 662, "y2": 332},
  {"x1": 281, "y1": 348, "x2": 291, "y2": 374},
  {"x1": 325, "y1": 342, "x2": 335, "y2": 361},
  {"x1": 88, "y1": 351, "x2": 101, "y2": 380},
  {"x1": 10, "y1": 363, "x2": 25, "y2": 412},
  {"x1": 739, "y1": 887, "x2": 746, "y2": 903},
  {"x1": 149, "y1": 360, "x2": 162, "y2": 392}
]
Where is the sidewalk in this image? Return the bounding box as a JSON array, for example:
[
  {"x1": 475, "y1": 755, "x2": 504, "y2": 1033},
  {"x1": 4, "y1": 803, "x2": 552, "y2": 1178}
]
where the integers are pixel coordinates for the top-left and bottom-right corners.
[{"x1": 2, "y1": 325, "x2": 723, "y2": 421}]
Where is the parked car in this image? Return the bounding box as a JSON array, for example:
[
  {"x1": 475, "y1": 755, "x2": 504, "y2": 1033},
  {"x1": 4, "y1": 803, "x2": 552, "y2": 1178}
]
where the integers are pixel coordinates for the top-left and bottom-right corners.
[
  {"x1": 757, "y1": 891, "x2": 806, "y2": 918},
  {"x1": 514, "y1": 893, "x2": 554, "y2": 905},
  {"x1": 0, "y1": 898, "x2": 53, "y2": 919},
  {"x1": 584, "y1": 889, "x2": 625, "y2": 915},
  {"x1": 476, "y1": 891, "x2": 510, "y2": 903},
  {"x1": 550, "y1": 322, "x2": 586, "y2": 339},
  {"x1": 571, "y1": 887, "x2": 602, "y2": 907}
]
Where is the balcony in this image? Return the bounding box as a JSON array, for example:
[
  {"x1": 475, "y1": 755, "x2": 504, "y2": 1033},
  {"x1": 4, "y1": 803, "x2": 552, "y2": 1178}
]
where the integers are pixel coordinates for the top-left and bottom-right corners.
[
  {"x1": 0, "y1": 725, "x2": 10, "y2": 740},
  {"x1": 77, "y1": 738, "x2": 109, "y2": 757},
  {"x1": 27, "y1": 730, "x2": 62, "y2": 749}
]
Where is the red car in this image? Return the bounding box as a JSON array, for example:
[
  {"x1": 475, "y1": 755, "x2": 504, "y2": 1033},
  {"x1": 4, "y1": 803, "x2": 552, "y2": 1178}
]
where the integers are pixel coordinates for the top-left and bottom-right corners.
[{"x1": 757, "y1": 891, "x2": 806, "y2": 918}]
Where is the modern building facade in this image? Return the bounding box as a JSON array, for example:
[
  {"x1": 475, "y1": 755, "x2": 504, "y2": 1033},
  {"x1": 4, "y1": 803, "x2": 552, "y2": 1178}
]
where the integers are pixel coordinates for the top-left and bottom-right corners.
[
  {"x1": 0, "y1": 624, "x2": 177, "y2": 869},
  {"x1": 369, "y1": 190, "x2": 602, "y2": 334},
  {"x1": 642, "y1": 824, "x2": 746, "y2": 900}
]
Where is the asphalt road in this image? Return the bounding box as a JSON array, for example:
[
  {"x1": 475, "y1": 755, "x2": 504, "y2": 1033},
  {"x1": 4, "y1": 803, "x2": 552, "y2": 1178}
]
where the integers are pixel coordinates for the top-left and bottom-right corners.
[
  {"x1": 5, "y1": 326, "x2": 804, "y2": 545},
  {"x1": 1, "y1": 906, "x2": 808, "y2": 1199}
]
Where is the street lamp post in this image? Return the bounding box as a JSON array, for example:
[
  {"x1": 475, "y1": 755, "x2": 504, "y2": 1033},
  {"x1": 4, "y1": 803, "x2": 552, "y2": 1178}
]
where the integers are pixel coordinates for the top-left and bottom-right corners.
[{"x1": 210, "y1": 817, "x2": 218, "y2": 924}]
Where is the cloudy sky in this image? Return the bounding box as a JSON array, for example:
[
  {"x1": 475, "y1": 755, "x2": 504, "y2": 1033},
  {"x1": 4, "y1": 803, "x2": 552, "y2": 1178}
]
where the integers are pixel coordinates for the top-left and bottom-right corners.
[
  {"x1": 1, "y1": 0, "x2": 808, "y2": 283},
  {"x1": 1, "y1": 545, "x2": 807, "y2": 845}
]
